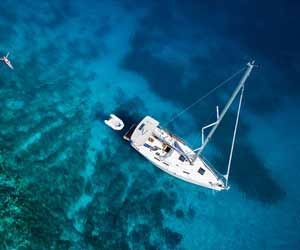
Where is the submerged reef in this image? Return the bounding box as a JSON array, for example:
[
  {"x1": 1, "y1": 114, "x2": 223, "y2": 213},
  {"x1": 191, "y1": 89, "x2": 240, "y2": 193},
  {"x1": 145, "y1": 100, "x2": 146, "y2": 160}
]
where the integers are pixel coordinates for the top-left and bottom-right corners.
[
  {"x1": 0, "y1": 61, "x2": 185, "y2": 249},
  {"x1": 0, "y1": 162, "x2": 72, "y2": 249},
  {"x1": 0, "y1": 51, "x2": 93, "y2": 249},
  {"x1": 79, "y1": 134, "x2": 184, "y2": 250}
]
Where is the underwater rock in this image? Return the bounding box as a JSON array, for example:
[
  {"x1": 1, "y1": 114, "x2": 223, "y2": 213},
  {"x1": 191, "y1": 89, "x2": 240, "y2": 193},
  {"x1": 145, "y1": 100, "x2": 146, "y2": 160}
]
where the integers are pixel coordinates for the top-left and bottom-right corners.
[
  {"x1": 163, "y1": 227, "x2": 183, "y2": 249},
  {"x1": 5, "y1": 99, "x2": 24, "y2": 110},
  {"x1": 130, "y1": 224, "x2": 151, "y2": 243},
  {"x1": 175, "y1": 209, "x2": 185, "y2": 219}
]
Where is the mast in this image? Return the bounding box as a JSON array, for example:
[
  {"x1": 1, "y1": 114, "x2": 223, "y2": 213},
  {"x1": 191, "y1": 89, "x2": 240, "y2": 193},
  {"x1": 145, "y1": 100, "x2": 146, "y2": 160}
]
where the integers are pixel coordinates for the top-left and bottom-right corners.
[{"x1": 194, "y1": 61, "x2": 255, "y2": 158}]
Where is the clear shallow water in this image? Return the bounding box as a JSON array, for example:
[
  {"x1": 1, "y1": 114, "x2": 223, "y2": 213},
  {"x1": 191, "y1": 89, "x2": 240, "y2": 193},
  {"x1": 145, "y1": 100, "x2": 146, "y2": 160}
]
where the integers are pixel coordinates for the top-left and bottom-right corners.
[{"x1": 0, "y1": 0, "x2": 299, "y2": 249}]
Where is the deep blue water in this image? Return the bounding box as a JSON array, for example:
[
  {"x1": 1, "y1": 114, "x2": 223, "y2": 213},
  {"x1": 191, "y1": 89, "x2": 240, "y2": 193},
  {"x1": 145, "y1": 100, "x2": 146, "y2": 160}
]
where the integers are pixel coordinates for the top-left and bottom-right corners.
[{"x1": 0, "y1": 0, "x2": 299, "y2": 249}]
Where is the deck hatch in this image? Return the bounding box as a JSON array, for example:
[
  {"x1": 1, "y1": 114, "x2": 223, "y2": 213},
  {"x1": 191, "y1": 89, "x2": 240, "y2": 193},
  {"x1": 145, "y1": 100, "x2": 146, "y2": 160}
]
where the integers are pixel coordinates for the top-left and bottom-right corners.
[{"x1": 198, "y1": 167, "x2": 205, "y2": 175}]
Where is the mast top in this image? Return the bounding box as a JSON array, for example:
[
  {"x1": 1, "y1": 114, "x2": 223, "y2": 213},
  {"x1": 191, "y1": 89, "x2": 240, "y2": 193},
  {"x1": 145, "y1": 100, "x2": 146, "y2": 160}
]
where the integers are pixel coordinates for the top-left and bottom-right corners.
[
  {"x1": 247, "y1": 60, "x2": 257, "y2": 69},
  {"x1": 195, "y1": 61, "x2": 255, "y2": 157}
]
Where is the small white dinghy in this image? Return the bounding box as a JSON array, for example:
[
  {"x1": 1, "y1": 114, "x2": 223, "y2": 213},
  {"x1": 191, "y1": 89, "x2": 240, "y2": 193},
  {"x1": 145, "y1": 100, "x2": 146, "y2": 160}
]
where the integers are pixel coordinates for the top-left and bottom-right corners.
[{"x1": 104, "y1": 114, "x2": 124, "y2": 131}]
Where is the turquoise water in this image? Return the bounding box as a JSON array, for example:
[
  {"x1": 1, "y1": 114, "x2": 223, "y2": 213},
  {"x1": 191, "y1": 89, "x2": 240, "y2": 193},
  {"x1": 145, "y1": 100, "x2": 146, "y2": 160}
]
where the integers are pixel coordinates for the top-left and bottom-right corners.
[{"x1": 1, "y1": 0, "x2": 299, "y2": 249}]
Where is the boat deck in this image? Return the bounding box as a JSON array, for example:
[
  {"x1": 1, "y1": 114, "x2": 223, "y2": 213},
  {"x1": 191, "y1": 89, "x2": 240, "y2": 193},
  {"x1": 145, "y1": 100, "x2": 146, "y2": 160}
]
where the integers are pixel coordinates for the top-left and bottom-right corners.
[
  {"x1": 125, "y1": 115, "x2": 227, "y2": 190},
  {"x1": 123, "y1": 124, "x2": 136, "y2": 141}
]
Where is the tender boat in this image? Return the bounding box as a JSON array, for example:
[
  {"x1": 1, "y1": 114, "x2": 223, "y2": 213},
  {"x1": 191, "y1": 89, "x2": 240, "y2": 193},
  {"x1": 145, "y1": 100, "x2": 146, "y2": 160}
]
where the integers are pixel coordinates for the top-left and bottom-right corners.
[{"x1": 104, "y1": 114, "x2": 124, "y2": 130}]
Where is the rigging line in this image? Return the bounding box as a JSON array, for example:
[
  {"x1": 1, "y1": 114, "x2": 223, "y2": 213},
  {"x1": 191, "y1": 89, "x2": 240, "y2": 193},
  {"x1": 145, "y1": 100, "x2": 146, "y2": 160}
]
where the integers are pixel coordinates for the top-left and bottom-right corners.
[
  {"x1": 225, "y1": 84, "x2": 245, "y2": 186},
  {"x1": 163, "y1": 66, "x2": 246, "y2": 126}
]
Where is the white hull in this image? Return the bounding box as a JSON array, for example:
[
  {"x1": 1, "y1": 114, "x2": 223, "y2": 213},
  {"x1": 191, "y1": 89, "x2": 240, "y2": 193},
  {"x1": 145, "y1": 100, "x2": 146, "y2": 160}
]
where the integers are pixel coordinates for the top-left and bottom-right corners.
[
  {"x1": 128, "y1": 116, "x2": 226, "y2": 191},
  {"x1": 133, "y1": 144, "x2": 226, "y2": 191}
]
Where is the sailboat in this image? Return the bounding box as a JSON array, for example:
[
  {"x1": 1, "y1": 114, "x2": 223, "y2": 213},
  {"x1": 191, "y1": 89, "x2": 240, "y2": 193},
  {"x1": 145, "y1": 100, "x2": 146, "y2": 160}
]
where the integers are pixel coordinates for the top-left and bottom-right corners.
[{"x1": 105, "y1": 61, "x2": 255, "y2": 191}]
